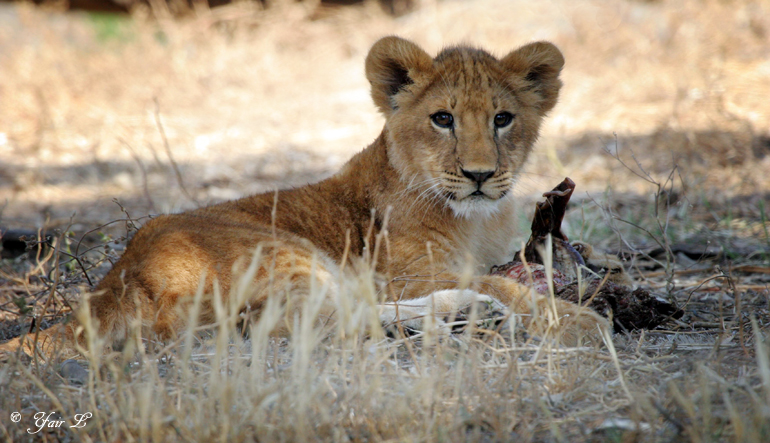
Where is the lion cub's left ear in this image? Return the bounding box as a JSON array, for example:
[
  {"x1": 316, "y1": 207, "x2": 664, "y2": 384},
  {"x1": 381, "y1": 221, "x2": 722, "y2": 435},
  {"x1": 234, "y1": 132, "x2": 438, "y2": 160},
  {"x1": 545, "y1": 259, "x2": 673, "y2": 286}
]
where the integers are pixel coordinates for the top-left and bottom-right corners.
[
  {"x1": 365, "y1": 36, "x2": 434, "y2": 117},
  {"x1": 502, "y1": 42, "x2": 565, "y2": 115}
]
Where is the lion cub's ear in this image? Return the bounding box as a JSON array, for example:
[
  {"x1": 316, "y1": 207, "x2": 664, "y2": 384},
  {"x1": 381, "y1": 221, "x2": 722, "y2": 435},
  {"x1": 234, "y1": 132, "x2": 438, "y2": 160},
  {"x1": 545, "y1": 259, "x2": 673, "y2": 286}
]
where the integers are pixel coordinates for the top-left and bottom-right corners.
[
  {"x1": 501, "y1": 42, "x2": 565, "y2": 115},
  {"x1": 365, "y1": 36, "x2": 434, "y2": 116}
]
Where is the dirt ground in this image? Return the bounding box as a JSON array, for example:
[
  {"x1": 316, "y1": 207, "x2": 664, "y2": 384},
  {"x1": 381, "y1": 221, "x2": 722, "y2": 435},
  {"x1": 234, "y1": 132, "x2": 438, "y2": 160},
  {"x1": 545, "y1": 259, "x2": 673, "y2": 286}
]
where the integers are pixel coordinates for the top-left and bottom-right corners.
[{"x1": 1, "y1": 0, "x2": 770, "y2": 441}]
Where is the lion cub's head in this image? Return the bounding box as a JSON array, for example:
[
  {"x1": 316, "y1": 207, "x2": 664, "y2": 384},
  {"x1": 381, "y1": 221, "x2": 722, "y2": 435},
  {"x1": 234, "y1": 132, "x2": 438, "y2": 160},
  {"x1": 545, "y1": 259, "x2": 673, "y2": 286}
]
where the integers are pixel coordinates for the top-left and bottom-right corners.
[{"x1": 366, "y1": 37, "x2": 564, "y2": 218}]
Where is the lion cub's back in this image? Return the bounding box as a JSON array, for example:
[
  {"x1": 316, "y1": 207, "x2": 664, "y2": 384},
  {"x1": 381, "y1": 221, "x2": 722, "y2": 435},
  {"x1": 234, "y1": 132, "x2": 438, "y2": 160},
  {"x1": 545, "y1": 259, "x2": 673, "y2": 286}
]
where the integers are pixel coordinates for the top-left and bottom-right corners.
[{"x1": 98, "y1": 211, "x2": 272, "y2": 299}]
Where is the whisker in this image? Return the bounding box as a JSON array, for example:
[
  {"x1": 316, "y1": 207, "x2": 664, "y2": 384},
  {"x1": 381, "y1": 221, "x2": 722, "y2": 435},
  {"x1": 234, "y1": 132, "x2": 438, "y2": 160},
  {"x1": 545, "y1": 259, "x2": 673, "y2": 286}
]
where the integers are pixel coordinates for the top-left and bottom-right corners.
[
  {"x1": 406, "y1": 182, "x2": 443, "y2": 214},
  {"x1": 394, "y1": 176, "x2": 443, "y2": 198}
]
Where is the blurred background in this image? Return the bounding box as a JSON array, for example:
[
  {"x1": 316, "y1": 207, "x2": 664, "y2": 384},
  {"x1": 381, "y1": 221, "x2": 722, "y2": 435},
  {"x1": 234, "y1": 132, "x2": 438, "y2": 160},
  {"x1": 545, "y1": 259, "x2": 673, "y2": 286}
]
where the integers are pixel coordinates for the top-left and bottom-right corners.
[
  {"x1": 0, "y1": 0, "x2": 768, "y2": 249},
  {"x1": 2, "y1": 4, "x2": 769, "y2": 437}
]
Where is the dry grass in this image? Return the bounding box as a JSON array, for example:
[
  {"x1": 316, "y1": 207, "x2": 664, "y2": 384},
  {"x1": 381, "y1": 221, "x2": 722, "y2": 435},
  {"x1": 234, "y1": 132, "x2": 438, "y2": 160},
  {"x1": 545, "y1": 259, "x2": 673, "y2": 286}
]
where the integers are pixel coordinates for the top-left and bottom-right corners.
[{"x1": 1, "y1": 0, "x2": 770, "y2": 441}]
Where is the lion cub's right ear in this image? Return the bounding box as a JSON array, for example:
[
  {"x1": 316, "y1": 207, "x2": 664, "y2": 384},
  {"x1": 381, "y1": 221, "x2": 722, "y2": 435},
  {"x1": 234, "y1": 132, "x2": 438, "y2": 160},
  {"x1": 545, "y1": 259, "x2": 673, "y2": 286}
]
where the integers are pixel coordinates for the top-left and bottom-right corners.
[{"x1": 365, "y1": 36, "x2": 434, "y2": 117}]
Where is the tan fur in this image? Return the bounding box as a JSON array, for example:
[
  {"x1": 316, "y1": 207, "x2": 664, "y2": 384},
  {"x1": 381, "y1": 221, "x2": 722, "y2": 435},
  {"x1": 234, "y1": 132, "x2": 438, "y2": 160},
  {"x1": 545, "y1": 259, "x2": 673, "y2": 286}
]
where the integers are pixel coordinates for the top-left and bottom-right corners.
[{"x1": 2, "y1": 37, "x2": 610, "y2": 359}]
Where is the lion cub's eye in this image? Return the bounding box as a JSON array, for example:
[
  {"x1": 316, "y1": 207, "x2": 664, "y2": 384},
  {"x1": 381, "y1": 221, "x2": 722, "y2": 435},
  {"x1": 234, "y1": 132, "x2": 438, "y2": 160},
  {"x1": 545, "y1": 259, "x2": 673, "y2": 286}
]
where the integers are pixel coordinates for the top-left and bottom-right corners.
[
  {"x1": 431, "y1": 112, "x2": 454, "y2": 129},
  {"x1": 493, "y1": 112, "x2": 514, "y2": 128}
]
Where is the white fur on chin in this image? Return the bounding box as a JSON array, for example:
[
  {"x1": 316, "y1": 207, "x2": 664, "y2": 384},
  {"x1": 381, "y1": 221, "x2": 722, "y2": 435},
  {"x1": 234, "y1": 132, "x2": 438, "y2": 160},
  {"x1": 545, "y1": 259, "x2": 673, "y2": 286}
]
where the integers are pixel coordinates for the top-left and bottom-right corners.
[{"x1": 447, "y1": 196, "x2": 503, "y2": 219}]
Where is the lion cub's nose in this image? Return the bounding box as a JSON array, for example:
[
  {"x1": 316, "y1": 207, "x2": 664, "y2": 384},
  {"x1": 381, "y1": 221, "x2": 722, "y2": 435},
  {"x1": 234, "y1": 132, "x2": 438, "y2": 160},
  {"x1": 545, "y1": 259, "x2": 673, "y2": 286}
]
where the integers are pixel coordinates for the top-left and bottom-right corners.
[{"x1": 461, "y1": 169, "x2": 495, "y2": 184}]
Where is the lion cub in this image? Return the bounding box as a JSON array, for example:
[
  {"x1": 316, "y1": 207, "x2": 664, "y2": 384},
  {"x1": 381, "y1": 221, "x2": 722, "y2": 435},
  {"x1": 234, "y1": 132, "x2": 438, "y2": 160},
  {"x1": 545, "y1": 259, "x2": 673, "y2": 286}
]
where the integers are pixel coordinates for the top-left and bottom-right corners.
[{"x1": 4, "y1": 37, "x2": 609, "y2": 359}]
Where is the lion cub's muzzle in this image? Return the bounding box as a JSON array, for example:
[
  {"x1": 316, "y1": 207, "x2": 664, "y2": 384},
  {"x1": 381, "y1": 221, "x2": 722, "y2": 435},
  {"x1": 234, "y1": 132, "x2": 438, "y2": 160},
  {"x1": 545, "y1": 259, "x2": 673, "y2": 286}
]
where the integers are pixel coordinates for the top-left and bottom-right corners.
[
  {"x1": 461, "y1": 168, "x2": 495, "y2": 196},
  {"x1": 458, "y1": 168, "x2": 510, "y2": 201}
]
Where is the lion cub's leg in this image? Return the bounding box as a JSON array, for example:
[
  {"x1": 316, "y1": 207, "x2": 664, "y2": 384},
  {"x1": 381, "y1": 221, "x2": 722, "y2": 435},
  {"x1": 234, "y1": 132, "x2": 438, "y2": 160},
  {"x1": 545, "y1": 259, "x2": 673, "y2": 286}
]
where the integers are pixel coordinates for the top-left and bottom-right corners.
[
  {"x1": 0, "y1": 242, "x2": 344, "y2": 361},
  {"x1": 382, "y1": 275, "x2": 609, "y2": 346},
  {"x1": 470, "y1": 275, "x2": 610, "y2": 346},
  {"x1": 239, "y1": 244, "x2": 342, "y2": 336},
  {"x1": 378, "y1": 289, "x2": 508, "y2": 336},
  {"x1": 0, "y1": 322, "x2": 79, "y2": 362}
]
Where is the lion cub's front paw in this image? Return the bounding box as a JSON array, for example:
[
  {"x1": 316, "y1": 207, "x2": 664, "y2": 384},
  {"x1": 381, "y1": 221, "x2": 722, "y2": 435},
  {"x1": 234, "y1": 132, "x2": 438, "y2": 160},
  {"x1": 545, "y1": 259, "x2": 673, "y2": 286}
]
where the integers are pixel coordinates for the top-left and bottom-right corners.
[
  {"x1": 443, "y1": 292, "x2": 508, "y2": 332},
  {"x1": 379, "y1": 290, "x2": 509, "y2": 338},
  {"x1": 378, "y1": 299, "x2": 447, "y2": 338}
]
